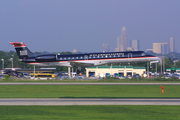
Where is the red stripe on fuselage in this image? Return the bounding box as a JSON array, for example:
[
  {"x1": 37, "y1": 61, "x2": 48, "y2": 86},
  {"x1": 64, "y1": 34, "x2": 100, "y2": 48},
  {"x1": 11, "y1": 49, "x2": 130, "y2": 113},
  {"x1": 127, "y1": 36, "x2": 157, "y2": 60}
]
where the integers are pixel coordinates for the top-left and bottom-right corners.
[{"x1": 26, "y1": 56, "x2": 157, "y2": 64}]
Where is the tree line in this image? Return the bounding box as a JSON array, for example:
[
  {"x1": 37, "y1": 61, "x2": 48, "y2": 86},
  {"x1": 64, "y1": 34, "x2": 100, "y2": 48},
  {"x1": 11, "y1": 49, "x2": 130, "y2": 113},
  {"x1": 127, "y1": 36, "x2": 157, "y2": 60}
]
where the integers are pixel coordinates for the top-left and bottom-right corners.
[{"x1": 0, "y1": 51, "x2": 73, "y2": 72}]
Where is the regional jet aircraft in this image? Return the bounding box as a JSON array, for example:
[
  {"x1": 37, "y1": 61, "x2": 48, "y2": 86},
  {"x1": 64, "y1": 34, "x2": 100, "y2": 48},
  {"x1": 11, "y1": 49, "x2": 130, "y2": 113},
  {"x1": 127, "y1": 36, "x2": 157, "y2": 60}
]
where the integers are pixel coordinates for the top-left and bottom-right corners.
[{"x1": 9, "y1": 42, "x2": 160, "y2": 67}]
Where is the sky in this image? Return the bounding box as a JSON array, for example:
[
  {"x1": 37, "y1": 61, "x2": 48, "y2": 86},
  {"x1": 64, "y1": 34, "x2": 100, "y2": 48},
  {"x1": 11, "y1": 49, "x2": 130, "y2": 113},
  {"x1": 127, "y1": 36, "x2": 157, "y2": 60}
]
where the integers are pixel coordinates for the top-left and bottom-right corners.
[{"x1": 0, "y1": 0, "x2": 180, "y2": 53}]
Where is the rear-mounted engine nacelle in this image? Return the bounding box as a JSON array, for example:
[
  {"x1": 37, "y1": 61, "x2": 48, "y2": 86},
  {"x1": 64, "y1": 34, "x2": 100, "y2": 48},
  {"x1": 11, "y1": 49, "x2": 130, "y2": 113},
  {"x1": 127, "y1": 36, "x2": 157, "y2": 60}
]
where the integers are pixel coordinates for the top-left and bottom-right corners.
[{"x1": 35, "y1": 55, "x2": 56, "y2": 62}]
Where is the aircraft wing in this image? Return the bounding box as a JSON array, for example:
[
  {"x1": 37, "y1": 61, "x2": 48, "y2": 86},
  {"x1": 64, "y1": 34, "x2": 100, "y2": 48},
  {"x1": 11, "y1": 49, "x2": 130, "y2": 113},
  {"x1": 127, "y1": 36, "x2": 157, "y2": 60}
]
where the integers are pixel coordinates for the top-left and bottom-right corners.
[
  {"x1": 94, "y1": 62, "x2": 108, "y2": 66},
  {"x1": 73, "y1": 61, "x2": 108, "y2": 66}
]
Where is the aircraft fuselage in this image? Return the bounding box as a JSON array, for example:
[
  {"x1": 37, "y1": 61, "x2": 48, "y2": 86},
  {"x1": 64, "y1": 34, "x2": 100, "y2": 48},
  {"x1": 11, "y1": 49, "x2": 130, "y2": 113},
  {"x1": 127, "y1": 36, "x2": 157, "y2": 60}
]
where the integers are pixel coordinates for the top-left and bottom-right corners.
[{"x1": 25, "y1": 51, "x2": 160, "y2": 67}]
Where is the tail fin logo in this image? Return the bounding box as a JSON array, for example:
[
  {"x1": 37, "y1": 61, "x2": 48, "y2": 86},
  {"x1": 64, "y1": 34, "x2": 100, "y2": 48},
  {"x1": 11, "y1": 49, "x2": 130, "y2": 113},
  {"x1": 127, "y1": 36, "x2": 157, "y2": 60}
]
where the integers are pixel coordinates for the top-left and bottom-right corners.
[{"x1": 20, "y1": 50, "x2": 27, "y2": 56}]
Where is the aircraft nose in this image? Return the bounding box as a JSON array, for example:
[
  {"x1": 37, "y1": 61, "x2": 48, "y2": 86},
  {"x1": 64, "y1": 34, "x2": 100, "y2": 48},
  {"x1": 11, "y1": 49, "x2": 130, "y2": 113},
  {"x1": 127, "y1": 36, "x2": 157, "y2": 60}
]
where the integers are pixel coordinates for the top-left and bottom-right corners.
[
  {"x1": 149, "y1": 57, "x2": 161, "y2": 64},
  {"x1": 156, "y1": 57, "x2": 161, "y2": 61},
  {"x1": 154, "y1": 57, "x2": 161, "y2": 62}
]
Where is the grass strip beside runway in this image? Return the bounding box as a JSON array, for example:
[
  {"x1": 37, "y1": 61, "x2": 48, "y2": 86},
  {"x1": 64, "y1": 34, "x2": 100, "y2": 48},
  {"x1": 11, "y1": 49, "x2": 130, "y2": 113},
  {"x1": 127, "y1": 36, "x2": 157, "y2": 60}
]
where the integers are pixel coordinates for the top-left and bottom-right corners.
[
  {"x1": 0, "y1": 106, "x2": 180, "y2": 120},
  {"x1": 0, "y1": 85, "x2": 180, "y2": 98}
]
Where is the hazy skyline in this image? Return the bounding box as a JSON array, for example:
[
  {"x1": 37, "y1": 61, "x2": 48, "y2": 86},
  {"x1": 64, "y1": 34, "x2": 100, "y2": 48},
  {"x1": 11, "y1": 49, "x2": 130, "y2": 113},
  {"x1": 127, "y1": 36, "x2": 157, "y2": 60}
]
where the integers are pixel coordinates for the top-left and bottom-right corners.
[
  {"x1": 115, "y1": 26, "x2": 127, "y2": 52},
  {"x1": 0, "y1": 0, "x2": 180, "y2": 53}
]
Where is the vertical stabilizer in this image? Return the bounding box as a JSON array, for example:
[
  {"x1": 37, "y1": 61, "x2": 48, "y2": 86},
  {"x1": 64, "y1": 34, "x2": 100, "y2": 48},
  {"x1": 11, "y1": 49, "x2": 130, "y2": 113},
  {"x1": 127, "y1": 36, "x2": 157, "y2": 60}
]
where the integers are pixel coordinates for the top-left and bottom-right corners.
[{"x1": 9, "y1": 42, "x2": 36, "y2": 59}]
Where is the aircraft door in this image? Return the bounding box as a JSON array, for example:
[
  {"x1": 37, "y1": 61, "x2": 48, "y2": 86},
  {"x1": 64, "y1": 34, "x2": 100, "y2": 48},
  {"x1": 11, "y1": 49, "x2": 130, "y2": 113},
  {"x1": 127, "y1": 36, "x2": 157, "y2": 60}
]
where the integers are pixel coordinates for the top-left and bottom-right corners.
[
  {"x1": 84, "y1": 55, "x2": 88, "y2": 60},
  {"x1": 128, "y1": 53, "x2": 132, "y2": 61}
]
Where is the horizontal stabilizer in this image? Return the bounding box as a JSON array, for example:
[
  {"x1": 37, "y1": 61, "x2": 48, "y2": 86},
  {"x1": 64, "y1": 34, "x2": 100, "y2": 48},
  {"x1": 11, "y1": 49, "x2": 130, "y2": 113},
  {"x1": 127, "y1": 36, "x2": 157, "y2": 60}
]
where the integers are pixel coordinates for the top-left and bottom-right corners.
[{"x1": 9, "y1": 42, "x2": 26, "y2": 48}]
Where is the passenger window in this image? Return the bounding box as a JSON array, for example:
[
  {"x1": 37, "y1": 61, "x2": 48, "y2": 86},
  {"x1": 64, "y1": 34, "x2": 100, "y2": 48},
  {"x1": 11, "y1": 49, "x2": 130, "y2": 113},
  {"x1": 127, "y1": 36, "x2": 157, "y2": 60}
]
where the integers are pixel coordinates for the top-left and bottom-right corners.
[{"x1": 120, "y1": 55, "x2": 124, "y2": 57}]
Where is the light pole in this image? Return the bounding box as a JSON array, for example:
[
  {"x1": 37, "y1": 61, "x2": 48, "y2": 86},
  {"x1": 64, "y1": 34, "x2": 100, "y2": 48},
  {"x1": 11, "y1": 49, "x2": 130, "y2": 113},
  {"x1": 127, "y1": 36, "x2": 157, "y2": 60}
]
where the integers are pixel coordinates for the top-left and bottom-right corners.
[
  {"x1": 10, "y1": 58, "x2": 13, "y2": 68},
  {"x1": 161, "y1": 59, "x2": 162, "y2": 74},
  {"x1": 156, "y1": 62, "x2": 157, "y2": 77},
  {"x1": 12, "y1": 54, "x2": 14, "y2": 68},
  {"x1": 163, "y1": 57, "x2": 165, "y2": 74},
  {"x1": 1, "y1": 59, "x2": 4, "y2": 69}
]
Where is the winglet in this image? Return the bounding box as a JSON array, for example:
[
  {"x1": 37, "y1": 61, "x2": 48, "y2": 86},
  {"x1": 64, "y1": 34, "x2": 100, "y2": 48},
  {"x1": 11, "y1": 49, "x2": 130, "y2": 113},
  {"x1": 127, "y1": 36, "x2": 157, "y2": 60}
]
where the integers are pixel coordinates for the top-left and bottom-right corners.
[{"x1": 9, "y1": 42, "x2": 26, "y2": 48}]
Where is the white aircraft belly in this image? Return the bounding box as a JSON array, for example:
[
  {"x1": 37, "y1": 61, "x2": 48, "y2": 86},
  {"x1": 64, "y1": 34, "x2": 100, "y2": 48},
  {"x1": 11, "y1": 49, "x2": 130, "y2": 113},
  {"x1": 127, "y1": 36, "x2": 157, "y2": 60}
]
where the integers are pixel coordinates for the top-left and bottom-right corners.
[
  {"x1": 75, "y1": 57, "x2": 160, "y2": 65},
  {"x1": 28, "y1": 61, "x2": 71, "y2": 67}
]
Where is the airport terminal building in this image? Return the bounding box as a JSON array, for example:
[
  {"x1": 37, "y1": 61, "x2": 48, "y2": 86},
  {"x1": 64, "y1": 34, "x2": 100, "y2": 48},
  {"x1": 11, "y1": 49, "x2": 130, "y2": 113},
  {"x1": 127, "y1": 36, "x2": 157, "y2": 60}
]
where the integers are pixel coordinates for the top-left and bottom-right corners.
[{"x1": 86, "y1": 66, "x2": 146, "y2": 77}]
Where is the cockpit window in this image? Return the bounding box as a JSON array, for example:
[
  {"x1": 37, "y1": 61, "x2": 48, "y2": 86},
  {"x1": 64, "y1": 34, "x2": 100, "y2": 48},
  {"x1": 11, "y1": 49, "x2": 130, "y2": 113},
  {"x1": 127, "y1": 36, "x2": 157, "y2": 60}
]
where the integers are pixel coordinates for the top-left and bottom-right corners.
[{"x1": 141, "y1": 52, "x2": 148, "y2": 56}]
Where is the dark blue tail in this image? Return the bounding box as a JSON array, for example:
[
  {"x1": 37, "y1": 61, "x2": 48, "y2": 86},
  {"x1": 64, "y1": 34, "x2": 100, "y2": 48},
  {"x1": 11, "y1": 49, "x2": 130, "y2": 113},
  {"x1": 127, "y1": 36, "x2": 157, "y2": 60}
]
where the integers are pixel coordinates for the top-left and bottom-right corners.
[{"x1": 9, "y1": 42, "x2": 37, "y2": 59}]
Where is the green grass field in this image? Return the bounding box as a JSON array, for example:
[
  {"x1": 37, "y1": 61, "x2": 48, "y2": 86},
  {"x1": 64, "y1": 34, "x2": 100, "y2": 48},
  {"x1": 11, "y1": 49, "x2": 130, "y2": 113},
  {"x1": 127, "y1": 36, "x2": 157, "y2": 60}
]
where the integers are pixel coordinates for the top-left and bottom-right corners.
[
  {"x1": 0, "y1": 85, "x2": 180, "y2": 98},
  {"x1": 1, "y1": 106, "x2": 180, "y2": 120},
  {"x1": 1, "y1": 85, "x2": 180, "y2": 120}
]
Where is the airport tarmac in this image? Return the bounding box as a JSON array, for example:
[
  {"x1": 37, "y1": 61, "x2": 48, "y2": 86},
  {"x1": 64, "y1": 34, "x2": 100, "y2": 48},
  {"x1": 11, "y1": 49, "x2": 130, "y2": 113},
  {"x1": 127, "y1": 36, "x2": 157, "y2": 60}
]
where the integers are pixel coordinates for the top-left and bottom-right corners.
[
  {"x1": 0, "y1": 83, "x2": 180, "y2": 85},
  {"x1": 0, "y1": 98, "x2": 180, "y2": 105}
]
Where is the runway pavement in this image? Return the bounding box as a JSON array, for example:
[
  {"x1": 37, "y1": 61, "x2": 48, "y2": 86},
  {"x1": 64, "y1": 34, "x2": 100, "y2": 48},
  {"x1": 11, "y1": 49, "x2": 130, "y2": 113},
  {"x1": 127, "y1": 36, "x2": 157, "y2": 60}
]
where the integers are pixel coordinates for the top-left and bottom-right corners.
[
  {"x1": 0, "y1": 82, "x2": 180, "y2": 85},
  {"x1": 0, "y1": 98, "x2": 180, "y2": 105}
]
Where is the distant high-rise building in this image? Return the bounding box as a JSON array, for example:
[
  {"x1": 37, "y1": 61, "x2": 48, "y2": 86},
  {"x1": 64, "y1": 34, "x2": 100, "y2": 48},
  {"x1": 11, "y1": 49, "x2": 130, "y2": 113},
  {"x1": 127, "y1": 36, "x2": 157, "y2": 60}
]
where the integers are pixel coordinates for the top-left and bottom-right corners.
[
  {"x1": 153, "y1": 43, "x2": 162, "y2": 54},
  {"x1": 115, "y1": 26, "x2": 127, "y2": 52},
  {"x1": 161, "y1": 42, "x2": 168, "y2": 55},
  {"x1": 102, "y1": 43, "x2": 110, "y2": 52},
  {"x1": 169, "y1": 37, "x2": 175, "y2": 52},
  {"x1": 131, "y1": 40, "x2": 139, "y2": 51},
  {"x1": 126, "y1": 47, "x2": 133, "y2": 51},
  {"x1": 120, "y1": 26, "x2": 127, "y2": 50}
]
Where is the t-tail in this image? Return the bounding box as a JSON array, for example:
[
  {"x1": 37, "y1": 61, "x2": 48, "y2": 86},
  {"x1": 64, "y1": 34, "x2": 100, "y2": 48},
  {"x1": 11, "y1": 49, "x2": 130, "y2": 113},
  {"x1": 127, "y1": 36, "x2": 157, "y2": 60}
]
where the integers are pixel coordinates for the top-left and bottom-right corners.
[{"x1": 9, "y1": 42, "x2": 37, "y2": 60}]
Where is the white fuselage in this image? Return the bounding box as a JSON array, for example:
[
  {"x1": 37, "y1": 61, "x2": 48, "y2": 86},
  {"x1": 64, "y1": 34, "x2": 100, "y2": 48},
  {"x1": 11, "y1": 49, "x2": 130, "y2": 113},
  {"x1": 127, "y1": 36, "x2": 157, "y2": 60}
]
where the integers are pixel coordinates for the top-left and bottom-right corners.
[{"x1": 27, "y1": 56, "x2": 160, "y2": 67}]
